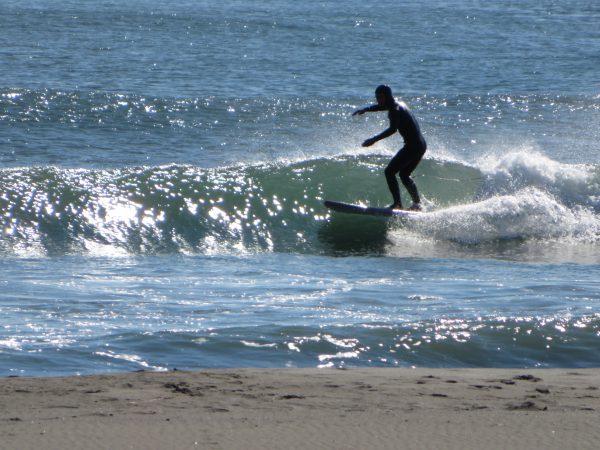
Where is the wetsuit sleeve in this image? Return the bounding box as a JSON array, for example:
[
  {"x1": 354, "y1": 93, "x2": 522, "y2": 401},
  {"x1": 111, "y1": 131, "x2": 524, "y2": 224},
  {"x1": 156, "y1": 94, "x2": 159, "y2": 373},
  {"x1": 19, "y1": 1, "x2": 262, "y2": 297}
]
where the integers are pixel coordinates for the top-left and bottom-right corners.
[
  {"x1": 363, "y1": 104, "x2": 386, "y2": 113},
  {"x1": 370, "y1": 113, "x2": 397, "y2": 142},
  {"x1": 373, "y1": 126, "x2": 396, "y2": 142}
]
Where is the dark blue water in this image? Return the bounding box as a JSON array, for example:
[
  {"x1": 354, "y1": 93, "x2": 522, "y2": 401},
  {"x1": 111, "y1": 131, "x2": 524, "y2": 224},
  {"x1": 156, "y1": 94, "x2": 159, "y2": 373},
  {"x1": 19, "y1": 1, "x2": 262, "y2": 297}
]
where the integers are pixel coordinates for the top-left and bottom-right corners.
[
  {"x1": 2, "y1": 0, "x2": 599, "y2": 97},
  {"x1": 1, "y1": 0, "x2": 599, "y2": 376}
]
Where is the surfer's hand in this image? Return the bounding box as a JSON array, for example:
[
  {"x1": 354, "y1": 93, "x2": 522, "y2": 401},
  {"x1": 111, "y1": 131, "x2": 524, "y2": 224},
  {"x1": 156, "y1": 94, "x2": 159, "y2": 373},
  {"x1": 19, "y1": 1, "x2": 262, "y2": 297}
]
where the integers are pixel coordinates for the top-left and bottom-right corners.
[
  {"x1": 352, "y1": 108, "x2": 366, "y2": 116},
  {"x1": 362, "y1": 138, "x2": 376, "y2": 147}
]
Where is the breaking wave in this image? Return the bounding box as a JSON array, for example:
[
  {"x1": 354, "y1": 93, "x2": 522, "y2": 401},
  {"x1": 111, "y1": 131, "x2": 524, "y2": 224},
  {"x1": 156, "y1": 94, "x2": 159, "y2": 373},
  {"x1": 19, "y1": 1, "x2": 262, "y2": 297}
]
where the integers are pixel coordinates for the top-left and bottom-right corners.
[{"x1": 0, "y1": 151, "x2": 598, "y2": 259}]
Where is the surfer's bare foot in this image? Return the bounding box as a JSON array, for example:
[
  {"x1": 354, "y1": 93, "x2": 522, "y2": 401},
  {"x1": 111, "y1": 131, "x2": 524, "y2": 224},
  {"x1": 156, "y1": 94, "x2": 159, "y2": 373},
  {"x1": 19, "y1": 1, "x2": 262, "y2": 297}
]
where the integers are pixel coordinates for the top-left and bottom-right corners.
[
  {"x1": 408, "y1": 203, "x2": 422, "y2": 211},
  {"x1": 388, "y1": 203, "x2": 403, "y2": 210}
]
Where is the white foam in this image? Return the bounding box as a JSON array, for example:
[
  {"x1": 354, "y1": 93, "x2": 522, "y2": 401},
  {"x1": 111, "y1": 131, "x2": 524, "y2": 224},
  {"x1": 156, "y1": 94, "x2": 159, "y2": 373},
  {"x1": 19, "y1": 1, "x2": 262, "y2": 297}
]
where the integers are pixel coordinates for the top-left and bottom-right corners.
[
  {"x1": 476, "y1": 149, "x2": 598, "y2": 209},
  {"x1": 404, "y1": 187, "x2": 599, "y2": 244}
]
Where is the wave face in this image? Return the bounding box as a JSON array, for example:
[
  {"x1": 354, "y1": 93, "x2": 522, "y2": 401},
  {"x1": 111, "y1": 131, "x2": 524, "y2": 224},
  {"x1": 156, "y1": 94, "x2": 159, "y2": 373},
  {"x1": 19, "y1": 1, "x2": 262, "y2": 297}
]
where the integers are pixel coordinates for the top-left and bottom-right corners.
[{"x1": 1, "y1": 152, "x2": 598, "y2": 260}]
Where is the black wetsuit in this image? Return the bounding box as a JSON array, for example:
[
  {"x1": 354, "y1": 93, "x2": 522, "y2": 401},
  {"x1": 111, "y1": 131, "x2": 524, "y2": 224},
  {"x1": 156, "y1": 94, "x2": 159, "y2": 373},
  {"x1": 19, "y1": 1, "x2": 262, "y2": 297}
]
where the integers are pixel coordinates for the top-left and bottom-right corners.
[{"x1": 366, "y1": 101, "x2": 427, "y2": 207}]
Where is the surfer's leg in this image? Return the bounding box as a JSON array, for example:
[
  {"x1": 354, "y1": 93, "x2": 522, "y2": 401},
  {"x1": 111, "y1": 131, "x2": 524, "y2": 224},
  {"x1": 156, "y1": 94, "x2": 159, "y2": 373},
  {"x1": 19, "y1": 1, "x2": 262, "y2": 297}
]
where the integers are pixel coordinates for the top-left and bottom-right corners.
[
  {"x1": 399, "y1": 149, "x2": 425, "y2": 207},
  {"x1": 385, "y1": 151, "x2": 404, "y2": 208},
  {"x1": 399, "y1": 172, "x2": 420, "y2": 205}
]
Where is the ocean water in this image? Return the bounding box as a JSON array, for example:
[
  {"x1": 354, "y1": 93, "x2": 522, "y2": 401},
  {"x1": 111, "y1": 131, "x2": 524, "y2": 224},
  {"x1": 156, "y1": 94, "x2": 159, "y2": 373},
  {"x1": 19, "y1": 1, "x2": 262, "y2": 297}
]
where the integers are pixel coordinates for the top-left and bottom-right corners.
[{"x1": 1, "y1": 0, "x2": 599, "y2": 376}]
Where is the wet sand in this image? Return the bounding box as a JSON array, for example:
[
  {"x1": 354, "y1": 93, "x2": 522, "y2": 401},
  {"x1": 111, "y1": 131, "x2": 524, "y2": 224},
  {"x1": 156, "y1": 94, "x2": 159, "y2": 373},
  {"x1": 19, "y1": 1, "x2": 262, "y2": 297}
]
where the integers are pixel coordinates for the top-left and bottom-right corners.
[{"x1": 1, "y1": 368, "x2": 599, "y2": 449}]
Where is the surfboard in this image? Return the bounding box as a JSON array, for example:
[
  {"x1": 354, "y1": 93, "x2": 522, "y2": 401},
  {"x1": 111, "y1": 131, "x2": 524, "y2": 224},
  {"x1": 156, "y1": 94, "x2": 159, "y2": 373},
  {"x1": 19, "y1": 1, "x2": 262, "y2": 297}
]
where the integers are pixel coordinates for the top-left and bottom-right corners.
[{"x1": 324, "y1": 200, "x2": 422, "y2": 217}]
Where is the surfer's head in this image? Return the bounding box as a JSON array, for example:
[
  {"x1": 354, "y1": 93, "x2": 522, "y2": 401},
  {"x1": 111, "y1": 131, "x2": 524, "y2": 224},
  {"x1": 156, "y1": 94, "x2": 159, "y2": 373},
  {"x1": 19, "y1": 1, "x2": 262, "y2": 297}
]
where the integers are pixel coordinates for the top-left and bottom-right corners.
[{"x1": 375, "y1": 85, "x2": 394, "y2": 107}]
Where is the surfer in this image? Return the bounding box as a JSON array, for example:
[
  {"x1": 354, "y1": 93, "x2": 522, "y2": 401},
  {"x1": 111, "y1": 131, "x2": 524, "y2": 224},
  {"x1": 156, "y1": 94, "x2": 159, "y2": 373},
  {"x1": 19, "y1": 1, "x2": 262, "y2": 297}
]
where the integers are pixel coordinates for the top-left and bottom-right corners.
[{"x1": 353, "y1": 85, "x2": 427, "y2": 211}]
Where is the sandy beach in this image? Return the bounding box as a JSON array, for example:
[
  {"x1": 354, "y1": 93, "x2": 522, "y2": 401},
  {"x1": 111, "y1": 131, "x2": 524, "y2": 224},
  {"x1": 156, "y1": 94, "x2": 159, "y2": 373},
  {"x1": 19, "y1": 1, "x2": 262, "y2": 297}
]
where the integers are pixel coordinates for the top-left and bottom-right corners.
[{"x1": 1, "y1": 368, "x2": 599, "y2": 449}]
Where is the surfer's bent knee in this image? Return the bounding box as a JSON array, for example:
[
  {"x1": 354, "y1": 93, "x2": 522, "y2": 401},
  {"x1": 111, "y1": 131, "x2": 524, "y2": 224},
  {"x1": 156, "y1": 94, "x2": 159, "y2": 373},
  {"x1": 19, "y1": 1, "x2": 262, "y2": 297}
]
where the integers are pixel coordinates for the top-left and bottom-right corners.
[{"x1": 384, "y1": 164, "x2": 396, "y2": 178}]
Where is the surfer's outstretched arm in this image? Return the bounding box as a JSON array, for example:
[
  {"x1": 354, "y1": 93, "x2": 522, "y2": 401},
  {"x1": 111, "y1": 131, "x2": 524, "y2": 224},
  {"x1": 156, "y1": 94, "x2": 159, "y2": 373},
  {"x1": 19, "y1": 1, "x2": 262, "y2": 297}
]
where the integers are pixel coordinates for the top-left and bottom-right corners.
[{"x1": 352, "y1": 104, "x2": 386, "y2": 116}]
